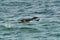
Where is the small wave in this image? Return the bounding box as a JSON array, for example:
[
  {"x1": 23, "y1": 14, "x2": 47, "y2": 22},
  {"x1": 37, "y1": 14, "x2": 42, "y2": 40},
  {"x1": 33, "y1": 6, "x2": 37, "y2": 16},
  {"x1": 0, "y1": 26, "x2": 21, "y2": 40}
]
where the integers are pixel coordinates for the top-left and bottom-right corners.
[
  {"x1": 0, "y1": 7, "x2": 9, "y2": 13},
  {"x1": 20, "y1": 27, "x2": 41, "y2": 33},
  {"x1": 32, "y1": 9, "x2": 54, "y2": 15},
  {"x1": 0, "y1": 25, "x2": 6, "y2": 30},
  {"x1": 0, "y1": 18, "x2": 4, "y2": 21},
  {"x1": 48, "y1": 33, "x2": 60, "y2": 37},
  {"x1": 1, "y1": 2, "x2": 32, "y2": 6}
]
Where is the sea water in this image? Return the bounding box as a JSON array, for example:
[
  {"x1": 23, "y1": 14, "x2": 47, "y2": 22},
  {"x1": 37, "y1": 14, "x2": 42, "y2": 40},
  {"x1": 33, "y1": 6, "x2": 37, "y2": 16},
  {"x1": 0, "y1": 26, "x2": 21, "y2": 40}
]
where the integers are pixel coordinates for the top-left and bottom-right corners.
[{"x1": 0, "y1": 0, "x2": 60, "y2": 40}]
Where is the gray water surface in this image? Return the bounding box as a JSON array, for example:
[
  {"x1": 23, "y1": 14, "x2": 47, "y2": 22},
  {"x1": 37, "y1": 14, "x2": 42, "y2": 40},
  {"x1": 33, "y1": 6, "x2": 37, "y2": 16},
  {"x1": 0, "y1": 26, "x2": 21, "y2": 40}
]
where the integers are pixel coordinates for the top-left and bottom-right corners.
[{"x1": 0, "y1": 0, "x2": 60, "y2": 40}]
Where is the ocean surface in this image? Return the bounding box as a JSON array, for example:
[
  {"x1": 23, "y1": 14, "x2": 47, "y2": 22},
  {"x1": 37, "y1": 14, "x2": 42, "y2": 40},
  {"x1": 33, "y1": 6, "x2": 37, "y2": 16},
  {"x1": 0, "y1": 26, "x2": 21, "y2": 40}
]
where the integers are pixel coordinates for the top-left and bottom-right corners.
[{"x1": 0, "y1": 0, "x2": 60, "y2": 40}]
